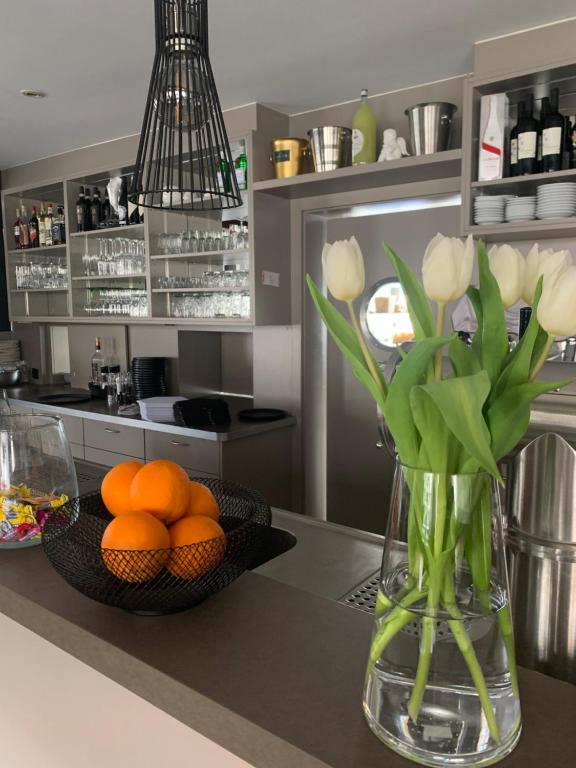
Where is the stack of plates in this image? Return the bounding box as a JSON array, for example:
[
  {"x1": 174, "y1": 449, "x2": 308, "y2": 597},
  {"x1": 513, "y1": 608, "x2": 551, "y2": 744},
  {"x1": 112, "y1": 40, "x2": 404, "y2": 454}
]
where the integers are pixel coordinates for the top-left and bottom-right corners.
[
  {"x1": 474, "y1": 196, "x2": 512, "y2": 225},
  {"x1": 0, "y1": 340, "x2": 21, "y2": 366},
  {"x1": 131, "y1": 357, "x2": 168, "y2": 400},
  {"x1": 138, "y1": 396, "x2": 186, "y2": 423},
  {"x1": 536, "y1": 183, "x2": 576, "y2": 219},
  {"x1": 505, "y1": 196, "x2": 536, "y2": 222}
]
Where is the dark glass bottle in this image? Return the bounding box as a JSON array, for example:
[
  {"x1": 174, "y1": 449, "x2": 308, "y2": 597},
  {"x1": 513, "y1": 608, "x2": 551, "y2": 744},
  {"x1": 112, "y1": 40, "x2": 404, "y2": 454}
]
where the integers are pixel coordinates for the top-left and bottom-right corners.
[
  {"x1": 509, "y1": 102, "x2": 521, "y2": 177},
  {"x1": 541, "y1": 88, "x2": 564, "y2": 172},
  {"x1": 83, "y1": 187, "x2": 93, "y2": 231},
  {"x1": 517, "y1": 94, "x2": 538, "y2": 175},
  {"x1": 75, "y1": 186, "x2": 85, "y2": 232},
  {"x1": 536, "y1": 96, "x2": 550, "y2": 173},
  {"x1": 19, "y1": 205, "x2": 30, "y2": 249},
  {"x1": 44, "y1": 204, "x2": 54, "y2": 247},
  {"x1": 13, "y1": 207, "x2": 21, "y2": 249},
  {"x1": 118, "y1": 177, "x2": 128, "y2": 226},
  {"x1": 90, "y1": 188, "x2": 102, "y2": 229},
  {"x1": 102, "y1": 192, "x2": 111, "y2": 224},
  {"x1": 563, "y1": 115, "x2": 573, "y2": 170},
  {"x1": 29, "y1": 206, "x2": 40, "y2": 247}
]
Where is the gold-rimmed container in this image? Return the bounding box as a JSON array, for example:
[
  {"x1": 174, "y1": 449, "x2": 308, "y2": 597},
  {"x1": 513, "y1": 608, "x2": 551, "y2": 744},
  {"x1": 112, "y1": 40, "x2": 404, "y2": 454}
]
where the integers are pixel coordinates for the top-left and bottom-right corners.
[{"x1": 270, "y1": 138, "x2": 309, "y2": 179}]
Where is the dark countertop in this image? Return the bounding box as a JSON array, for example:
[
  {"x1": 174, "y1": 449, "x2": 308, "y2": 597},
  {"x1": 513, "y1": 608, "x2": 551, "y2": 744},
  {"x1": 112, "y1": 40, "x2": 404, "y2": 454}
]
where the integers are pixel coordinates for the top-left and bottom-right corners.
[
  {"x1": 0, "y1": 544, "x2": 574, "y2": 768},
  {"x1": 6, "y1": 385, "x2": 296, "y2": 442}
]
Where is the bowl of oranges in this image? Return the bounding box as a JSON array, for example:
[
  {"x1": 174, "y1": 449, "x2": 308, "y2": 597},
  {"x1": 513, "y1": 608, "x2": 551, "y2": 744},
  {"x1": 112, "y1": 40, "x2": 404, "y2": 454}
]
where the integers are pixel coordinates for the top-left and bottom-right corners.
[{"x1": 42, "y1": 460, "x2": 271, "y2": 614}]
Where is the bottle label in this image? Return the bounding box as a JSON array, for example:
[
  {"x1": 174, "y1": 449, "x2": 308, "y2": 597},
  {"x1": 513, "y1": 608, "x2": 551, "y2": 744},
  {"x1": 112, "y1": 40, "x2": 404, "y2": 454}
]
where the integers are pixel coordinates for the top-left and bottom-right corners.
[
  {"x1": 29, "y1": 228, "x2": 37, "y2": 244},
  {"x1": 542, "y1": 126, "x2": 562, "y2": 156},
  {"x1": 518, "y1": 131, "x2": 537, "y2": 160},
  {"x1": 510, "y1": 138, "x2": 518, "y2": 165},
  {"x1": 13, "y1": 225, "x2": 20, "y2": 237},
  {"x1": 352, "y1": 129, "x2": 365, "y2": 160},
  {"x1": 235, "y1": 167, "x2": 247, "y2": 190}
]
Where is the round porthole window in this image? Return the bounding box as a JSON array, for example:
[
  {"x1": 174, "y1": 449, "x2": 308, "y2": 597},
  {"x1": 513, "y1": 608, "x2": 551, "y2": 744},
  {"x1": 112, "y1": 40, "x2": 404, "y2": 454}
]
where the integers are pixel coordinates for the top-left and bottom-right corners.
[{"x1": 361, "y1": 278, "x2": 415, "y2": 350}]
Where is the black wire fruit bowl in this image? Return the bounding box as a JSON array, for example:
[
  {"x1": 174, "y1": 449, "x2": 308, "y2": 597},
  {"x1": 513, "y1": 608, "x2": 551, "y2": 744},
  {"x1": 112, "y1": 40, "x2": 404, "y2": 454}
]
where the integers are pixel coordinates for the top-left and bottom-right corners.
[{"x1": 41, "y1": 479, "x2": 271, "y2": 615}]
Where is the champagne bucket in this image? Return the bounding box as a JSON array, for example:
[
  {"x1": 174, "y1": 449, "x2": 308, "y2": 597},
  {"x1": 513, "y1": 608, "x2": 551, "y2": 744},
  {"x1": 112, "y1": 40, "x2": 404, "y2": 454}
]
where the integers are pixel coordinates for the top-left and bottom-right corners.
[
  {"x1": 270, "y1": 138, "x2": 309, "y2": 179},
  {"x1": 404, "y1": 102, "x2": 457, "y2": 155},
  {"x1": 506, "y1": 432, "x2": 576, "y2": 683},
  {"x1": 307, "y1": 126, "x2": 352, "y2": 172}
]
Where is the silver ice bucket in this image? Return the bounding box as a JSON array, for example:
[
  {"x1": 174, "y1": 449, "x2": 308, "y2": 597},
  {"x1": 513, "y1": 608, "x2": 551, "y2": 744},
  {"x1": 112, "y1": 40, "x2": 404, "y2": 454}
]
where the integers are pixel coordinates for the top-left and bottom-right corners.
[
  {"x1": 405, "y1": 102, "x2": 457, "y2": 155},
  {"x1": 307, "y1": 126, "x2": 352, "y2": 172}
]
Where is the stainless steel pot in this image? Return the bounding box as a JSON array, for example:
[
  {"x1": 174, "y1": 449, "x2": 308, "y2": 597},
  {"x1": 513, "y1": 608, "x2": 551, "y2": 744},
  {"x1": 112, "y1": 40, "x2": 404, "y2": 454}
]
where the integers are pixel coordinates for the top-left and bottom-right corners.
[
  {"x1": 0, "y1": 366, "x2": 21, "y2": 387},
  {"x1": 307, "y1": 126, "x2": 352, "y2": 172},
  {"x1": 404, "y1": 102, "x2": 457, "y2": 155}
]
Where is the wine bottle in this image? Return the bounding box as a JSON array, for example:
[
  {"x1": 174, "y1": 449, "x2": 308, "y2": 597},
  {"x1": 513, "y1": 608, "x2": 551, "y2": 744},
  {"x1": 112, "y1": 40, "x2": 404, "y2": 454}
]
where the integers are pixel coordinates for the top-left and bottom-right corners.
[
  {"x1": 509, "y1": 102, "x2": 521, "y2": 177},
  {"x1": 352, "y1": 89, "x2": 377, "y2": 165},
  {"x1": 83, "y1": 187, "x2": 93, "y2": 231},
  {"x1": 38, "y1": 203, "x2": 47, "y2": 247},
  {"x1": 44, "y1": 204, "x2": 54, "y2": 247},
  {"x1": 19, "y1": 205, "x2": 30, "y2": 249},
  {"x1": 118, "y1": 178, "x2": 128, "y2": 226},
  {"x1": 102, "y1": 191, "x2": 111, "y2": 223},
  {"x1": 56, "y1": 205, "x2": 66, "y2": 245},
  {"x1": 90, "y1": 337, "x2": 105, "y2": 385},
  {"x1": 91, "y1": 188, "x2": 102, "y2": 229},
  {"x1": 517, "y1": 94, "x2": 538, "y2": 175},
  {"x1": 542, "y1": 88, "x2": 564, "y2": 172},
  {"x1": 29, "y1": 206, "x2": 40, "y2": 247},
  {"x1": 76, "y1": 186, "x2": 85, "y2": 232},
  {"x1": 217, "y1": 159, "x2": 232, "y2": 193},
  {"x1": 13, "y1": 208, "x2": 21, "y2": 249}
]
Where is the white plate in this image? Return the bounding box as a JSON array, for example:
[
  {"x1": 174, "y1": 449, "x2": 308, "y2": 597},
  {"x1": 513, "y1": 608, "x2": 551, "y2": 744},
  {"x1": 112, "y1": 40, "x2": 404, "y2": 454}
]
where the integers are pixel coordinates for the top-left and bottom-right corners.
[{"x1": 537, "y1": 213, "x2": 575, "y2": 219}]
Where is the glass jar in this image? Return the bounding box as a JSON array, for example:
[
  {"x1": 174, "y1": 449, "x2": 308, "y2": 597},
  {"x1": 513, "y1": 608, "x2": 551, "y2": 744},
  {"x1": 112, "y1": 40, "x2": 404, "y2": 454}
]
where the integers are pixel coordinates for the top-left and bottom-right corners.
[{"x1": 0, "y1": 414, "x2": 78, "y2": 549}]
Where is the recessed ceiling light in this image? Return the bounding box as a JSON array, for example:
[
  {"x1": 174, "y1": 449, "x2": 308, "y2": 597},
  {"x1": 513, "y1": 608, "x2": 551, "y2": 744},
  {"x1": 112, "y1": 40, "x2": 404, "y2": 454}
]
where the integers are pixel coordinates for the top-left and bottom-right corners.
[{"x1": 20, "y1": 89, "x2": 46, "y2": 98}]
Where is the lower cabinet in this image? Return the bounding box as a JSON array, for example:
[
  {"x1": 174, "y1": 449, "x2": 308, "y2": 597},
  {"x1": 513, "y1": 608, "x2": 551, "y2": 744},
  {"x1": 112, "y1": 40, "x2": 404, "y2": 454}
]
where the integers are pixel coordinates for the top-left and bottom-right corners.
[
  {"x1": 144, "y1": 430, "x2": 220, "y2": 476},
  {"x1": 84, "y1": 419, "x2": 145, "y2": 460}
]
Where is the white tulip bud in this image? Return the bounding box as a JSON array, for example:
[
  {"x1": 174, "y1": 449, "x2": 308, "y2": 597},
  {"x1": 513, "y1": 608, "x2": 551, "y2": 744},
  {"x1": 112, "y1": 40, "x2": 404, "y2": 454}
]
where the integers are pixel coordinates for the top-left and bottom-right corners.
[
  {"x1": 422, "y1": 233, "x2": 474, "y2": 304},
  {"x1": 322, "y1": 236, "x2": 365, "y2": 302},
  {"x1": 488, "y1": 244, "x2": 525, "y2": 308},
  {"x1": 523, "y1": 243, "x2": 572, "y2": 304},
  {"x1": 537, "y1": 265, "x2": 576, "y2": 338}
]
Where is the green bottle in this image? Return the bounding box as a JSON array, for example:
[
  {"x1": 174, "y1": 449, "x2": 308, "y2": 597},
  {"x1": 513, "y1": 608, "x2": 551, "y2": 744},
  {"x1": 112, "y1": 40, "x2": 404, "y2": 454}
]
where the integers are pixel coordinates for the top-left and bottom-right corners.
[
  {"x1": 235, "y1": 152, "x2": 248, "y2": 191},
  {"x1": 352, "y1": 89, "x2": 377, "y2": 165}
]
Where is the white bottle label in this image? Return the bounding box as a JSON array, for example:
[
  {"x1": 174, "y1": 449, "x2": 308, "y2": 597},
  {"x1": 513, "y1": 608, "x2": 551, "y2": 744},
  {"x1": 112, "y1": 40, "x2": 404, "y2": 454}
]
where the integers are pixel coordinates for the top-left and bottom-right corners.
[
  {"x1": 235, "y1": 167, "x2": 246, "y2": 190},
  {"x1": 510, "y1": 138, "x2": 518, "y2": 165},
  {"x1": 542, "y1": 126, "x2": 562, "y2": 156},
  {"x1": 352, "y1": 129, "x2": 365, "y2": 160},
  {"x1": 518, "y1": 131, "x2": 537, "y2": 160}
]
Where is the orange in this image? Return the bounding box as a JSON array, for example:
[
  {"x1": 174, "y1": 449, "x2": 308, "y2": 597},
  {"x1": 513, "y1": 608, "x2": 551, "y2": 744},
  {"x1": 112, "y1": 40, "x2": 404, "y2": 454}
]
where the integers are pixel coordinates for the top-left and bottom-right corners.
[
  {"x1": 101, "y1": 461, "x2": 144, "y2": 517},
  {"x1": 129, "y1": 460, "x2": 191, "y2": 524},
  {"x1": 185, "y1": 481, "x2": 220, "y2": 521},
  {"x1": 167, "y1": 515, "x2": 226, "y2": 580},
  {"x1": 101, "y1": 512, "x2": 170, "y2": 583}
]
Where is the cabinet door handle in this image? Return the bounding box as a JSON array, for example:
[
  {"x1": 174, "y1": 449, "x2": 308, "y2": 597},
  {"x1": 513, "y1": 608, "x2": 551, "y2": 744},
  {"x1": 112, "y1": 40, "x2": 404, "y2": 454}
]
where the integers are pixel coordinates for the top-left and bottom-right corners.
[
  {"x1": 104, "y1": 428, "x2": 121, "y2": 434},
  {"x1": 170, "y1": 440, "x2": 190, "y2": 447}
]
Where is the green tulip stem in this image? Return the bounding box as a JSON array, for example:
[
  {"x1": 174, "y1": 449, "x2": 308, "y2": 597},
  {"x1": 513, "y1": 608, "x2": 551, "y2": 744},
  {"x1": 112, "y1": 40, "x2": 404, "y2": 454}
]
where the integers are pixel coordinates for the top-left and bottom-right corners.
[
  {"x1": 529, "y1": 333, "x2": 555, "y2": 381},
  {"x1": 346, "y1": 300, "x2": 388, "y2": 400},
  {"x1": 434, "y1": 303, "x2": 446, "y2": 381}
]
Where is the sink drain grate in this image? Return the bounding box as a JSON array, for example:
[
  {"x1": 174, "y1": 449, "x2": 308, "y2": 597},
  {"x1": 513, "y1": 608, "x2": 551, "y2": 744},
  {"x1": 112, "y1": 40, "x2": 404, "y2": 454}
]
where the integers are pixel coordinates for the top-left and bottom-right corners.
[{"x1": 339, "y1": 572, "x2": 380, "y2": 614}]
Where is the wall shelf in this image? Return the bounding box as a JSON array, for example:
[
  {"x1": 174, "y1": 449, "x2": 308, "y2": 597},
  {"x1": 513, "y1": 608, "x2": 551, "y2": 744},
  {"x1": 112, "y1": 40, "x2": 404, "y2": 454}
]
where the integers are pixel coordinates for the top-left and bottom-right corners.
[
  {"x1": 252, "y1": 149, "x2": 462, "y2": 199},
  {"x1": 69, "y1": 224, "x2": 144, "y2": 238},
  {"x1": 472, "y1": 168, "x2": 576, "y2": 190},
  {"x1": 152, "y1": 287, "x2": 247, "y2": 294},
  {"x1": 150, "y1": 248, "x2": 249, "y2": 261},
  {"x1": 10, "y1": 288, "x2": 68, "y2": 293},
  {"x1": 7, "y1": 244, "x2": 67, "y2": 256},
  {"x1": 465, "y1": 217, "x2": 576, "y2": 241},
  {"x1": 72, "y1": 274, "x2": 147, "y2": 281}
]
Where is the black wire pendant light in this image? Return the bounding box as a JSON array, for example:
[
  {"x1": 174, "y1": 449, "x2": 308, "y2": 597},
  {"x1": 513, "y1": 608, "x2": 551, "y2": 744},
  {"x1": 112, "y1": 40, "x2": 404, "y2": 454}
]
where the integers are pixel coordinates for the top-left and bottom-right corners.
[{"x1": 130, "y1": 0, "x2": 242, "y2": 211}]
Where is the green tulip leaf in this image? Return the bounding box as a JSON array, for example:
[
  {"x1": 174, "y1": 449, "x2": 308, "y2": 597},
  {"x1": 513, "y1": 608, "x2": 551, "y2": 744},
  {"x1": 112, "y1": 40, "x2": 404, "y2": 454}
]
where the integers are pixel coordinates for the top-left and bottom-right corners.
[
  {"x1": 382, "y1": 242, "x2": 434, "y2": 340},
  {"x1": 416, "y1": 371, "x2": 502, "y2": 482},
  {"x1": 449, "y1": 336, "x2": 482, "y2": 378},
  {"x1": 306, "y1": 275, "x2": 387, "y2": 412},
  {"x1": 410, "y1": 386, "x2": 462, "y2": 474},
  {"x1": 465, "y1": 476, "x2": 492, "y2": 594},
  {"x1": 477, "y1": 242, "x2": 509, "y2": 384},
  {"x1": 383, "y1": 336, "x2": 451, "y2": 466},
  {"x1": 491, "y1": 278, "x2": 544, "y2": 402},
  {"x1": 487, "y1": 378, "x2": 572, "y2": 461}
]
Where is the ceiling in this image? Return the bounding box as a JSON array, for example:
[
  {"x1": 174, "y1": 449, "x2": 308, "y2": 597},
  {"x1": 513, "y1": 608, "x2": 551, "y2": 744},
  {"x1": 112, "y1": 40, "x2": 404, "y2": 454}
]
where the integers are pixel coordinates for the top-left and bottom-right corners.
[{"x1": 1, "y1": 0, "x2": 575, "y2": 169}]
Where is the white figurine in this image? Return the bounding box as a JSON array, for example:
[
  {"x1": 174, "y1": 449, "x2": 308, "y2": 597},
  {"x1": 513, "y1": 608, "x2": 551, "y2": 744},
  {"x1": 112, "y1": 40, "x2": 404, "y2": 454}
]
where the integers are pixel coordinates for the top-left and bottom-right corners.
[{"x1": 378, "y1": 129, "x2": 410, "y2": 161}]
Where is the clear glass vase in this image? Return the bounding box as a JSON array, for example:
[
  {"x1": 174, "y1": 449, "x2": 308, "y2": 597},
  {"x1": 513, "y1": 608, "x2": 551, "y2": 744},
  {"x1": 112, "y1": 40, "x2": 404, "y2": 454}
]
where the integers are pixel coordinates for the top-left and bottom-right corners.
[
  {"x1": 0, "y1": 414, "x2": 78, "y2": 549},
  {"x1": 363, "y1": 464, "x2": 521, "y2": 767}
]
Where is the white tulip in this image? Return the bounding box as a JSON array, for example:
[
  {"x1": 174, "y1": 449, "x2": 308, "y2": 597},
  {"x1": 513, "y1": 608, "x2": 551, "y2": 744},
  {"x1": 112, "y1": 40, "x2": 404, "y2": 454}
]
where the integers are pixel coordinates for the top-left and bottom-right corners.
[
  {"x1": 422, "y1": 233, "x2": 475, "y2": 304},
  {"x1": 488, "y1": 244, "x2": 525, "y2": 308},
  {"x1": 537, "y1": 265, "x2": 576, "y2": 338},
  {"x1": 322, "y1": 236, "x2": 365, "y2": 302},
  {"x1": 523, "y1": 243, "x2": 572, "y2": 304}
]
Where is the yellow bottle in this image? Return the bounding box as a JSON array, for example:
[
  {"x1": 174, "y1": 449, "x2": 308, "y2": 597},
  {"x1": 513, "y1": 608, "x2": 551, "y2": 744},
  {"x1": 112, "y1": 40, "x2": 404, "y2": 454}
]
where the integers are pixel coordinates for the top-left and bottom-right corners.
[{"x1": 352, "y1": 89, "x2": 377, "y2": 165}]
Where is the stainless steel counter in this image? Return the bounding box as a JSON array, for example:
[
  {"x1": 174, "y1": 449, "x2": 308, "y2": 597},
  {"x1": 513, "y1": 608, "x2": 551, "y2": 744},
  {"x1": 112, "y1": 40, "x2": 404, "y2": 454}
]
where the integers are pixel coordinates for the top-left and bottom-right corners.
[{"x1": 6, "y1": 385, "x2": 296, "y2": 442}]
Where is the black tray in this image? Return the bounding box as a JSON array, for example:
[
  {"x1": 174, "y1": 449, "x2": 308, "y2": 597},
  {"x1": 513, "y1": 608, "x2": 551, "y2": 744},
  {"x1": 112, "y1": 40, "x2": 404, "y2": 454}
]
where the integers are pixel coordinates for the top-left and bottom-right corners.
[{"x1": 238, "y1": 408, "x2": 288, "y2": 422}]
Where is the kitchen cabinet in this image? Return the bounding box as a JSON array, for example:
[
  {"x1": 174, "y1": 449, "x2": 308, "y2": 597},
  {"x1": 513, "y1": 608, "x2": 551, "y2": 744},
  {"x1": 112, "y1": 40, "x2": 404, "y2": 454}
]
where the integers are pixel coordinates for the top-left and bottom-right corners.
[
  {"x1": 84, "y1": 419, "x2": 145, "y2": 459},
  {"x1": 144, "y1": 430, "x2": 220, "y2": 475}
]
